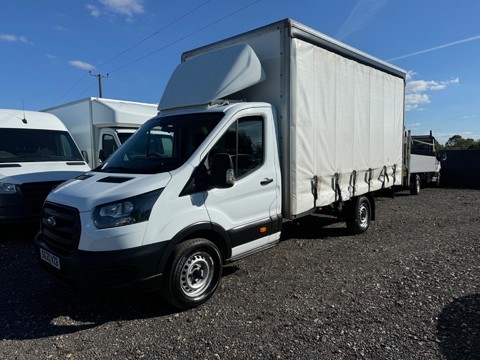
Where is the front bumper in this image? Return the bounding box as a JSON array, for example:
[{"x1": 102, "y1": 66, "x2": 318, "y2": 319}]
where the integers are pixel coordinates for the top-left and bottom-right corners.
[
  {"x1": 34, "y1": 231, "x2": 167, "y2": 294},
  {"x1": 0, "y1": 193, "x2": 42, "y2": 224}
]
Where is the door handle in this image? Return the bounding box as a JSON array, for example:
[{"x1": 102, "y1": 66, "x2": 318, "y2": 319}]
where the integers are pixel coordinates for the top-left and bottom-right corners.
[{"x1": 261, "y1": 178, "x2": 274, "y2": 186}]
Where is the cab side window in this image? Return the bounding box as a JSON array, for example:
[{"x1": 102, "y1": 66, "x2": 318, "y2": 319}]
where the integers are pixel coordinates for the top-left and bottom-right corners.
[
  {"x1": 102, "y1": 134, "x2": 118, "y2": 159},
  {"x1": 211, "y1": 116, "x2": 264, "y2": 178}
]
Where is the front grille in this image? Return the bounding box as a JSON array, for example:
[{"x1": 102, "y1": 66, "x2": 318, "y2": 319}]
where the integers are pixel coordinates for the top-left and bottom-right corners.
[
  {"x1": 41, "y1": 202, "x2": 81, "y2": 255},
  {"x1": 18, "y1": 181, "x2": 63, "y2": 209}
]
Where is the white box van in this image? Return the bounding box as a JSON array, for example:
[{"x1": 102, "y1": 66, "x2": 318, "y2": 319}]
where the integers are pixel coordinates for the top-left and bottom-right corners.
[
  {"x1": 43, "y1": 98, "x2": 158, "y2": 168},
  {"x1": 0, "y1": 109, "x2": 90, "y2": 224},
  {"x1": 35, "y1": 19, "x2": 405, "y2": 308}
]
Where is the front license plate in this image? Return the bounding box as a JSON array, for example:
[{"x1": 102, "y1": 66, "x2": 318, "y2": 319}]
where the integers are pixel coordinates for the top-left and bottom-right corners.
[{"x1": 40, "y1": 248, "x2": 60, "y2": 270}]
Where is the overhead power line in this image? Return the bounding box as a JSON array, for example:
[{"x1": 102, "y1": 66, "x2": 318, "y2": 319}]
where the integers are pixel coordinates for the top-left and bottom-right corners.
[
  {"x1": 53, "y1": 0, "x2": 263, "y2": 104},
  {"x1": 52, "y1": 73, "x2": 89, "y2": 106},
  {"x1": 108, "y1": 0, "x2": 263, "y2": 74},
  {"x1": 97, "y1": 0, "x2": 213, "y2": 69},
  {"x1": 52, "y1": 1, "x2": 212, "y2": 106}
]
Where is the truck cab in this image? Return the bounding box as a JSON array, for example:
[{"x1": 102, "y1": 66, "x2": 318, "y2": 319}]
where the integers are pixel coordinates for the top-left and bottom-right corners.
[
  {"x1": 98, "y1": 127, "x2": 138, "y2": 163},
  {"x1": 404, "y1": 130, "x2": 443, "y2": 194},
  {"x1": 35, "y1": 101, "x2": 281, "y2": 309}
]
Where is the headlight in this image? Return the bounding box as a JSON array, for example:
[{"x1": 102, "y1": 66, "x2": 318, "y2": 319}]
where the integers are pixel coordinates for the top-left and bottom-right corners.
[
  {"x1": 0, "y1": 182, "x2": 17, "y2": 194},
  {"x1": 92, "y1": 189, "x2": 163, "y2": 229}
]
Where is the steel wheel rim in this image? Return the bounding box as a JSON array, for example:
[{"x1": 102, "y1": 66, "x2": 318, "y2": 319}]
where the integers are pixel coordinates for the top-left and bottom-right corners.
[
  {"x1": 180, "y1": 251, "x2": 214, "y2": 298},
  {"x1": 358, "y1": 203, "x2": 369, "y2": 228}
]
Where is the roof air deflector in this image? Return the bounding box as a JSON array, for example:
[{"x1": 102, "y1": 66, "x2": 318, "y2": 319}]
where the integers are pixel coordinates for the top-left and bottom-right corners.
[{"x1": 158, "y1": 44, "x2": 265, "y2": 111}]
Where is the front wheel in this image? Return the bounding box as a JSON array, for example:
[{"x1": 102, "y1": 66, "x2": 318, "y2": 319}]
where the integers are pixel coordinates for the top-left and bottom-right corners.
[
  {"x1": 346, "y1": 196, "x2": 371, "y2": 235},
  {"x1": 162, "y1": 238, "x2": 222, "y2": 310}
]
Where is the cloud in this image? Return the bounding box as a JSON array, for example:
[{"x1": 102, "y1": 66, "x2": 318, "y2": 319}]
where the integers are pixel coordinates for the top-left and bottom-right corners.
[
  {"x1": 100, "y1": 0, "x2": 144, "y2": 16},
  {"x1": 69, "y1": 60, "x2": 96, "y2": 71},
  {"x1": 87, "y1": 4, "x2": 101, "y2": 17},
  {"x1": 407, "y1": 78, "x2": 459, "y2": 94},
  {"x1": 336, "y1": 0, "x2": 387, "y2": 40},
  {"x1": 0, "y1": 34, "x2": 32, "y2": 44},
  {"x1": 405, "y1": 71, "x2": 459, "y2": 111},
  {"x1": 87, "y1": 0, "x2": 144, "y2": 19},
  {"x1": 405, "y1": 94, "x2": 430, "y2": 112},
  {"x1": 388, "y1": 34, "x2": 480, "y2": 61},
  {"x1": 406, "y1": 122, "x2": 422, "y2": 131},
  {"x1": 53, "y1": 25, "x2": 67, "y2": 31}
]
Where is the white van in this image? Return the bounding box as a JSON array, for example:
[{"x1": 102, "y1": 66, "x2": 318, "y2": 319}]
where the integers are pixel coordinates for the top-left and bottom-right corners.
[{"x1": 0, "y1": 109, "x2": 90, "y2": 224}]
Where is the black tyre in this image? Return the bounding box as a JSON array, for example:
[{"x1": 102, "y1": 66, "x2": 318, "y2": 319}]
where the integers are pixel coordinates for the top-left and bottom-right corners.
[
  {"x1": 410, "y1": 174, "x2": 421, "y2": 195},
  {"x1": 346, "y1": 196, "x2": 371, "y2": 235},
  {"x1": 162, "y1": 238, "x2": 222, "y2": 310}
]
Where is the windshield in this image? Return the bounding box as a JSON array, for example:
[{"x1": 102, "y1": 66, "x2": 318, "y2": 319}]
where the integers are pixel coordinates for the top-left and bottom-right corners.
[
  {"x1": 0, "y1": 128, "x2": 84, "y2": 163},
  {"x1": 98, "y1": 112, "x2": 224, "y2": 174},
  {"x1": 117, "y1": 131, "x2": 135, "y2": 144}
]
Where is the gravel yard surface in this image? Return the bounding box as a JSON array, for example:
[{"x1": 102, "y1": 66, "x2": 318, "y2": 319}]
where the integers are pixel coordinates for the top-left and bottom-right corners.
[{"x1": 1, "y1": 188, "x2": 479, "y2": 359}]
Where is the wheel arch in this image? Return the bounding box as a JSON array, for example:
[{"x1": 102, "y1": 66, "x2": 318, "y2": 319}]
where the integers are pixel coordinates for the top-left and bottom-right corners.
[
  {"x1": 156, "y1": 222, "x2": 232, "y2": 275},
  {"x1": 343, "y1": 193, "x2": 376, "y2": 235},
  {"x1": 346, "y1": 193, "x2": 375, "y2": 220},
  {"x1": 365, "y1": 193, "x2": 376, "y2": 221}
]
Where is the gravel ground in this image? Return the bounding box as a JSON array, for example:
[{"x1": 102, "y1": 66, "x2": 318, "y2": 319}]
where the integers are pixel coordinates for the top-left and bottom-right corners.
[{"x1": 1, "y1": 188, "x2": 479, "y2": 359}]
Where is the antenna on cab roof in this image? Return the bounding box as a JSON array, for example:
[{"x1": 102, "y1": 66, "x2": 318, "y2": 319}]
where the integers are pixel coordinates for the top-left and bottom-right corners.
[{"x1": 22, "y1": 100, "x2": 27, "y2": 124}]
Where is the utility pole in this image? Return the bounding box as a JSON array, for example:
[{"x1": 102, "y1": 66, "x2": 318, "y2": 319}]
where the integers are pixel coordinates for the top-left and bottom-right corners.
[{"x1": 89, "y1": 71, "x2": 109, "y2": 98}]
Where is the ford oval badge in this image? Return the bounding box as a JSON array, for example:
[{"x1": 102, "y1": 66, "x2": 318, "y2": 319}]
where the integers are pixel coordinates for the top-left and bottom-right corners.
[{"x1": 46, "y1": 216, "x2": 56, "y2": 227}]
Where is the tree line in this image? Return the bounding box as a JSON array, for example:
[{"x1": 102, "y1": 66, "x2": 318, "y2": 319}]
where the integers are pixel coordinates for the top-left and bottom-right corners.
[{"x1": 437, "y1": 135, "x2": 480, "y2": 150}]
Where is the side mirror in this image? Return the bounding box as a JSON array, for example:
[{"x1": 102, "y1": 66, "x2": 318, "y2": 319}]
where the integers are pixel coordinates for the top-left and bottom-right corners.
[
  {"x1": 437, "y1": 151, "x2": 447, "y2": 161},
  {"x1": 99, "y1": 149, "x2": 107, "y2": 162},
  {"x1": 81, "y1": 150, "x2": 89, "y2": 163},
  {"x1": 210, "y1": 153, "x2": 235, "y2": 187}
]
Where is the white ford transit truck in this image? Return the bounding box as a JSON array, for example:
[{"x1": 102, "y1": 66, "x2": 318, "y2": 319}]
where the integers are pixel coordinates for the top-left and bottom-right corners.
[
  {"x1": 0, "y1": 109, "x2": 90, "y2": 224},
  {"x1": 34, "y1": 19, "x2": 406, "y2": 309}
]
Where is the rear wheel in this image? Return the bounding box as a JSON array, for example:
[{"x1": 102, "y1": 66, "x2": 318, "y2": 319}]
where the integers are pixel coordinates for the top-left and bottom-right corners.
[
  {"x1": 410, "y1": 174, "x2": 421, "y2": 195},
  {"x1": 346, "y1": 196, "x2": 371, "y2": 235},
  {"x1": 162, "y1": 238, "x2": 222, "y2": 310}
]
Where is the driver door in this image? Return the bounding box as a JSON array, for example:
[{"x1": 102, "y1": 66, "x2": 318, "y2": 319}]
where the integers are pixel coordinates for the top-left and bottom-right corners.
[{"x1": 203, "y1": 112, "x2": 279, "y2": 259}]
